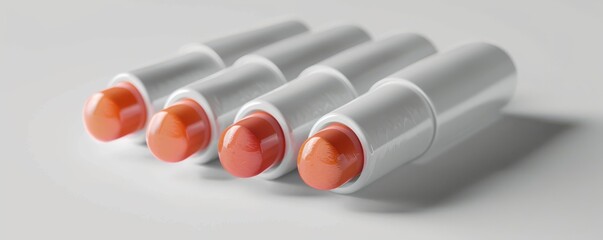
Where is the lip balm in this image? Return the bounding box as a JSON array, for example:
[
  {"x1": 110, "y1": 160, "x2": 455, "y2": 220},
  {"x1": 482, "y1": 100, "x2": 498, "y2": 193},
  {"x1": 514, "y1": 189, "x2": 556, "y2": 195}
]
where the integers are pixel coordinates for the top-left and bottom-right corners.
[
  {"x1": 146, "y1": 25, "x2": 371, "y2": 163},
  {"x1": 83, "y1": 20, "x2": 308, "y2": 142},
  {"x1": 299, "y1": 43, "x2": 517, "y2": 193},
  {"x1": 219, "y1": 33, "x2": 437, "y2": 178}
]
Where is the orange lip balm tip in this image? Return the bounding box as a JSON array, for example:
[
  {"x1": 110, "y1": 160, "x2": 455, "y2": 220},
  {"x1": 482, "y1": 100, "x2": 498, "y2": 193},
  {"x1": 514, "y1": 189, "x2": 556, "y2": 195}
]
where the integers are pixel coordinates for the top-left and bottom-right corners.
[
  {"x1": 146, "y1": 99, "x2": 211, "y2": 163},
  {"x1": 297, "y1": 123, "x2": 364, "y2": 190},
  {"x1": 218, "y1": 112, "x2": 285, "y2": 178},
  {"x1": 83, "y1": 82, "x2": 147, "y2": 142}
]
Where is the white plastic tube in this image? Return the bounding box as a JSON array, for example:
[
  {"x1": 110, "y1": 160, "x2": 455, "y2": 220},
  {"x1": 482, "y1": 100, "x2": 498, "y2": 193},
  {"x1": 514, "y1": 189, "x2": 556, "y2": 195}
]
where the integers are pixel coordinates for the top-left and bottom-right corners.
[
  {"x1": 234, "y1": 33, "x2": 437, "y2": 179},
  {"x1": 109, "y1": 20, "x2": 308, "y2": 141},
  {"x1": 163, "y1": 25, "x2": 371, "y2": 163},
  {"x1": 309, "y1": 43, "x2": 517, "y2": 193}
]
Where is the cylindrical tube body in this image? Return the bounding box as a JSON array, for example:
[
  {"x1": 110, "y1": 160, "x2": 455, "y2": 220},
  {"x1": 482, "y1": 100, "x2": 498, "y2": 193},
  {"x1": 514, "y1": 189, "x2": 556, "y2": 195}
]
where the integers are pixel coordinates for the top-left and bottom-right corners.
[
  {"x1": 235, "y1": 33, "x2": 436, "y2": 178},
  {"x1": 166, "y1": 25, "x2": 371, "y2": 163},
  {"x1": 310, "y1": 43, "x2": 517, "y2": 193},
  {"x1": 109, "y1": 20, "x2": 309, "y2": 141},
  {"x1": 201, "y1": 20, "x2": 309, "y2": 66}
]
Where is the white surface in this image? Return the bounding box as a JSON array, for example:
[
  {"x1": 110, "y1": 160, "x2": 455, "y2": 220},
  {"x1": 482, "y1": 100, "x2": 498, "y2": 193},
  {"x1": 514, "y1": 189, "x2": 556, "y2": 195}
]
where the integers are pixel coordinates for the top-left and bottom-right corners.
[{"x1": 1, "y1": 0, "x2": 602, "y2": 239}]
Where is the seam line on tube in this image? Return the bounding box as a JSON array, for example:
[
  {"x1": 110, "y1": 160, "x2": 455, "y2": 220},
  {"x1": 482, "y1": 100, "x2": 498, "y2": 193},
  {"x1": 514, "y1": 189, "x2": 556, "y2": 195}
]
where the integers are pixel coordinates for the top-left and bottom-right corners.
[
  {"x1": 300, "y1": 65, "x2": 359, "y2": 97},
  {"x1": 234, "y1": 54, "x2": 288, "y2": 84},
  {"x1": 381, "y1": 78, "x2": 438, "y2": 160},
  {"x1": 179, "y1": 43, "x2": 227, "y2": 69}
]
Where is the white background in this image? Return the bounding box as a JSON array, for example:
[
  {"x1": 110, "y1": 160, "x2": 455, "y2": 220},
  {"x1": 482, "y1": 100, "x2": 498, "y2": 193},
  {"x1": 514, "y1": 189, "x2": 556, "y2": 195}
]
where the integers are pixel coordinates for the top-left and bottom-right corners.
[{"x1": 2, "y1": 0, "x2": 602, "y2": 239}]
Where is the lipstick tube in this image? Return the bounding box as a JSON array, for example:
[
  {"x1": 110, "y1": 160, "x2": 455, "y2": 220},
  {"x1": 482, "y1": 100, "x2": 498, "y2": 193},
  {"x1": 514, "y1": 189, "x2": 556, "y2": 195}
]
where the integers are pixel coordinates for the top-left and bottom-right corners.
[
  {"x1": 146, "y1": 25, "x2": 371, "y2": 163},
  {"x1": 221, "y1": 33, "x2": 437, "y2": 178},
  {"x1": 300, "y1": 43, "x2": 517, "y2": 193},
  {"x1": 83, "y1": 20, "x2": 308, "y2": 142}
]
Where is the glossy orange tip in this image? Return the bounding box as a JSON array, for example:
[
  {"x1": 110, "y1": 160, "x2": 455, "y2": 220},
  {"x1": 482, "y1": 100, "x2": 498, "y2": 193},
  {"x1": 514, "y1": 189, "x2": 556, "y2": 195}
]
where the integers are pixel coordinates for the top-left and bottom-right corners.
[
  {"x1": 218, "y1": 112, "x2": 285, "y2": 178},
  {"x1": 297, "y1": 123, "x2": 364, "y2": 190},
  {"x1": 146, "y1": 99, "x2": 211, "y2": 163},
  {"x1": 83, "y1": 82, "x2": 147, "y2": 142}
]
